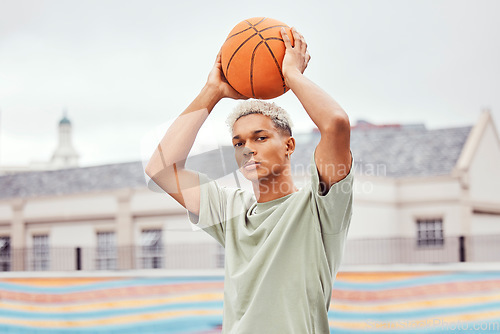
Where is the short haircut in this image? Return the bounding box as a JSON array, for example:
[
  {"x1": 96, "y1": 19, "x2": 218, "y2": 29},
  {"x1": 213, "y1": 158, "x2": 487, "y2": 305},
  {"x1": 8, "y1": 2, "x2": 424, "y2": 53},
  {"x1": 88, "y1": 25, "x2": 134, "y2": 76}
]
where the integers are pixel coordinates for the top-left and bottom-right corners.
[{"x1": 226, "y1": 100, "x2": 294, "y2": 136}]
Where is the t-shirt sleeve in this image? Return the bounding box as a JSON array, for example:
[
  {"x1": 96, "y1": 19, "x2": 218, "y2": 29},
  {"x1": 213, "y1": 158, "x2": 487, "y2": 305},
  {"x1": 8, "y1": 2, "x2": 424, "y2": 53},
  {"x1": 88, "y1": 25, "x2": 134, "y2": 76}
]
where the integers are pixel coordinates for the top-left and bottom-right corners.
[
  {"x1": 187, "y1": 173, "x2": 250, "y2": 247},
  {"x1": 186, "y1": 173, "x2": 228, "y2": 246},
  {"x1": 309, "y1": 151, "x2": 354, "y2": 235}
]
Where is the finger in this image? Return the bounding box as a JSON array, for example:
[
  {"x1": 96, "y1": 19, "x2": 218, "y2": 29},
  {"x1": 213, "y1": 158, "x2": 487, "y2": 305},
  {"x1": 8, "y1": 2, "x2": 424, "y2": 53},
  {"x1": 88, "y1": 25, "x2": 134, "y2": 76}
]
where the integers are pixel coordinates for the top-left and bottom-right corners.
[
  {"x1": 290, "y1": 27, "x2": 302, "y2": 49},
  {"x1": 281, "y1": 27, "x2": 293, "y2": 49},
  {"x1": 301, "y1": 37, "x2": 308, "y2": 53},
  {"x1": 231, "y1": 89, "x2": 248, "y2": 100},
  {"x1": 292, "y1": 27, "x2": 306, "y2": 49},
  {"x1": 214, "y1": 51, "x2": 221, "y2": 66},
  {"x1": 305, "y1": 51, "x2": 311, "y2": 69},
  {"x1": 292, "y1": 28, "x2": 307, "y2": 53}
]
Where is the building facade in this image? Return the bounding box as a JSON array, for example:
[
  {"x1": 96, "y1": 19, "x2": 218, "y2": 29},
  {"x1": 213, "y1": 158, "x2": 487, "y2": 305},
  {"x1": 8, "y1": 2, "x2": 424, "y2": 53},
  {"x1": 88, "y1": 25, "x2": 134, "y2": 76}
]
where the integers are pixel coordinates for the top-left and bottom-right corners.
[{"x1": 0, "y1": 111, "x2": 499, "y2": 271}]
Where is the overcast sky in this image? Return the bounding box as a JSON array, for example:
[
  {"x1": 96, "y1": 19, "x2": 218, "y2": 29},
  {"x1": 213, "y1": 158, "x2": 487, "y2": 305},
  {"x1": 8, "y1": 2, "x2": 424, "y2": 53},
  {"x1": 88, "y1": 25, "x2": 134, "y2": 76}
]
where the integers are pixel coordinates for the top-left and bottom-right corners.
[{"x1": 1, "y1": 0, "x2": 499, "y2": 168}]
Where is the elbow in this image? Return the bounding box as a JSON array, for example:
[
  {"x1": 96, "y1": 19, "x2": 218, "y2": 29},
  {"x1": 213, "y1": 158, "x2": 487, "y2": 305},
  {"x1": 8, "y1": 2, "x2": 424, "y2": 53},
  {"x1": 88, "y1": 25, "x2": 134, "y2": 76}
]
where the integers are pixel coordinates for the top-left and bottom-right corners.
[
  {"x1": 321, "y1": 112, "x2": 350, "y2": 135},
  {"x1": 145, "y1": 162, "x2": 156, "y2": 179},
  {"x1": 144, "y1": 164, "x2": 153, "y2": 178},
  {"x1": 145, "y1": 157, "x2": 162, "y2": 180},
  {"x1": 145, "y1": 158, "x2": 183, "y2": 180}
]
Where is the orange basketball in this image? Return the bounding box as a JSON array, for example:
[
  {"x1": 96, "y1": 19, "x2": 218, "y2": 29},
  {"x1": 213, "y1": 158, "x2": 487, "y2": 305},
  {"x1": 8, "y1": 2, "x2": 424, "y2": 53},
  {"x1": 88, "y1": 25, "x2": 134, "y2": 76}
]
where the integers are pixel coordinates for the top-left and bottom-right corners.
[{"x1": 221, "y1": 17, "x2": 294, "y2": 100}]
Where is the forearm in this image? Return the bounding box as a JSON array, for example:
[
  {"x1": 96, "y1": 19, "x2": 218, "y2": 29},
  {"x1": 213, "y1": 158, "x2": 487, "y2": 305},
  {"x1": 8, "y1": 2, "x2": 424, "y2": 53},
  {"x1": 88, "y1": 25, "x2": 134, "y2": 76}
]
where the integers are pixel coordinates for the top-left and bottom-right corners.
[
  {"x1": 145, "y1": 85, "x2": 222, "y2": 175},
  {"x1": 286, "y1": 71, "x2": 349, "y2": 132}
]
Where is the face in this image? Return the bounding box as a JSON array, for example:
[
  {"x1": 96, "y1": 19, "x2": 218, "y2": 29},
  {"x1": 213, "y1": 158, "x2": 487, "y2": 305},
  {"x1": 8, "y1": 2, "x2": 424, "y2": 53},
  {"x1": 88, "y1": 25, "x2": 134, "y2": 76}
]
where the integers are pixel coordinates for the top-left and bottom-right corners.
[{"x1": 232, "y1": 114, "x2": 293, "y2": 182}]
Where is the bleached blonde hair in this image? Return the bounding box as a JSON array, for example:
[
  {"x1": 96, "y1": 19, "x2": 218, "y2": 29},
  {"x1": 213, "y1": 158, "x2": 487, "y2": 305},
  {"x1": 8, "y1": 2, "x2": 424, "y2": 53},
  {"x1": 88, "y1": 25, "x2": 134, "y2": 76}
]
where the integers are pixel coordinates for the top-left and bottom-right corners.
[{"x1": 226, "y1": 100, "x2": 294, "y2": 136}]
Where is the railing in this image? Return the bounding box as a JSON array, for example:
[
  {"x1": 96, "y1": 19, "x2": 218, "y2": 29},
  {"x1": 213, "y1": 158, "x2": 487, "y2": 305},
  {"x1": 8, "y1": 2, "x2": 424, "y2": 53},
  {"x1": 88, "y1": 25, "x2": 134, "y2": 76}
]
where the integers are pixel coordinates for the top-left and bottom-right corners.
[
  {"x1": 342, "y1": 236, "x2": 462, "y2": 265},
  {"x1": 0, "y1": 235, "x2": 497, "y2": 272},
  {"x1": 1, "y1": 243, "x2": 224, "y2": 272}
]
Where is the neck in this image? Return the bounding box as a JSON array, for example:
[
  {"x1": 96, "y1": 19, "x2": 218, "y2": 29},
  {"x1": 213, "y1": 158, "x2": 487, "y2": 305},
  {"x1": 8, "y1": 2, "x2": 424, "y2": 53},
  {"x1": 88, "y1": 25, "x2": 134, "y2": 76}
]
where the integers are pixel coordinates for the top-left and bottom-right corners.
[{"x1": 252, "y1": 172, "x2": 298, "y2": 203}]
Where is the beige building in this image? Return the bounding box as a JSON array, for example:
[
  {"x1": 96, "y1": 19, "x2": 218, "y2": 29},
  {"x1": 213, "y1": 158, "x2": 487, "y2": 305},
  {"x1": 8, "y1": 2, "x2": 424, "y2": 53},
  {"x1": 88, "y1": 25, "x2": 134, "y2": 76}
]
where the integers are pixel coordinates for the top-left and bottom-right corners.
[
  {"x1": 0, "y1": 111, "x2": 499, "y2": 271},
  {"x1": 345, "y1": 111, "x2": 500, "y2": 264}
]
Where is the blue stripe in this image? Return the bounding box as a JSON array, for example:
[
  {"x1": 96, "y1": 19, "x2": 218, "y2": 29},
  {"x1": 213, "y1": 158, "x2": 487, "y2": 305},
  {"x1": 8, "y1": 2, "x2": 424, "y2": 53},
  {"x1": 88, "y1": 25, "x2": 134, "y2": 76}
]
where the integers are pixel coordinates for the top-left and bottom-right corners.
[
  {"x1": 330, "y1": 320, "x2": 500, "y2": 334},
  {"x1": 0, "y1": 276, "x2": 224, "y2": 294},
  {"x1": 0, "y1": 315, "x2": 223, "y2": 333},
  {"x1": 333, "y1": 271, "x2": 500, "y2": 290},
  {"x1": 2, "y1": 272, "x2": 499, "y2": 294},
  {"x1": 1, "y1": 298, "x2": 498, "y2": 326},
  {"x1": 328, "y1": 299, "x2": 500, "y2": 321}
]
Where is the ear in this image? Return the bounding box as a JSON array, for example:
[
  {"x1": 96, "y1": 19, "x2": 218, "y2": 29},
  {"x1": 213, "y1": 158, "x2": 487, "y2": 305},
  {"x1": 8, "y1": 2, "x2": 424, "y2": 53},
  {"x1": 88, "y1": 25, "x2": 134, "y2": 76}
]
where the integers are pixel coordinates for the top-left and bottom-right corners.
[{"x1": 285, "y1": 136, "x2": 296, "y2": 155}]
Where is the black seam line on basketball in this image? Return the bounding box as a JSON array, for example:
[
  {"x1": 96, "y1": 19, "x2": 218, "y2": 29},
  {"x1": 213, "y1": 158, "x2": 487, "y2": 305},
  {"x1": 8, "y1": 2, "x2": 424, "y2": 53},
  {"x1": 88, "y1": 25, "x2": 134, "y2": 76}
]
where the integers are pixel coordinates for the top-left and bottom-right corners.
[
  {"x1": 246, "y1": 22, "x2": 287, "y2": 96},
  {"x1": 226, "y1": 32, "x2": 258, "y2": 74},
  {"x1": 225, "y1": 26, "x2": 255, "y2": 41},
  {"x1": 226, "y1": 19, "x2": 268, "y2": 74},
  {"x1": 246, "y1": 23, "x2": 267, "y2": 97},
  {"x1": 262, "y1": 40, "x2": 287, "y2": 93},
  {"x1": 256, "y1": 25, "x2": 287, "y2": 34},
  {"x1": 247, "y1": 23, "x2": 265, "y2": 44},
  {"x1": 250, "y1": 40, "x2": 265, "y2": 98},
  {"x1": 244, "y1": 17, "x2": 267, "y2": 29},
  {"x1": 244, "y1": 18, "x2": 269, "y2": 42},
  {"x1": 265, "y1": 37, "x2": 284, "y2": 41},
  {"x1": 254, "y1": 17, "x2": 267, "y2": 27},
  {"x1": 264, "y1": 36, "x2": 288, "y2": 92}
]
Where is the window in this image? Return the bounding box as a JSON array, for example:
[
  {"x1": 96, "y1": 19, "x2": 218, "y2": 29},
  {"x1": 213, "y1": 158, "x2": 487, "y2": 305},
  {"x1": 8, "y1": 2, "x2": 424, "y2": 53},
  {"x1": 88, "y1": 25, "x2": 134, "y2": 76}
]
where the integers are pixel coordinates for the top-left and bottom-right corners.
[
  {"x1": 96, "y1": 232, "x2": 117, "y2": 270},
  {"x1": 33, "y1": 235, "x2": 50, "y2": 271},
  {"x1": 417, "y1": 218, "x2": 444, "y2": 247},
  {"x1": 0, "y1": 237, "x2": 10, "y2": 271},
  {"x1": 141, "y1": 229, "x2": 163, "y2": 269}
]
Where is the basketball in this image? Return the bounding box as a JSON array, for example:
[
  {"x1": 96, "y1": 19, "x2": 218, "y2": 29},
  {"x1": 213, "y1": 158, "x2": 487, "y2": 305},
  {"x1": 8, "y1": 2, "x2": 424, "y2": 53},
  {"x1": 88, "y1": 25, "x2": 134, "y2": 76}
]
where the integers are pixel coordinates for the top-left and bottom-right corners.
[{"x1": 221, "y1": 17, "x2": 294, "y2": 100}]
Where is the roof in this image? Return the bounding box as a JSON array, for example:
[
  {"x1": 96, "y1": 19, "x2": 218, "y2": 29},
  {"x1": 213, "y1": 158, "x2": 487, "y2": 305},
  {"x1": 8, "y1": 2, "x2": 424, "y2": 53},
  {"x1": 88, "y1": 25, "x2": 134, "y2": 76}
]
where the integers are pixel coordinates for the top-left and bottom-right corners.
[
  {"x1": 59, "y1": 116, "x2": 71, "y2": 125},
  {"x1": 293, "y1": 125, "x2": 472, "y2": 178},
  {"x1": 0, "y1": 162, "x2": 145, "y2": 200},
  {"x1": 0, "y1": 147, "x2": 239, "y2": 200},
  {"x1": 0, "y1": 125, "x2": 472, "y2": 200},
  {"x1": 350, "y1": 125, "x2": 472, "y2": 178}
]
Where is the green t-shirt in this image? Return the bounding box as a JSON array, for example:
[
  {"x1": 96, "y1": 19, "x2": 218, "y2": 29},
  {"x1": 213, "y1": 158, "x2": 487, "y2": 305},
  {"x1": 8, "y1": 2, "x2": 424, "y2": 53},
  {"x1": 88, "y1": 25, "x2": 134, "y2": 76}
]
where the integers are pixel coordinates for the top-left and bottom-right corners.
[{"x1": 188, "y1": 153, "x2": 353, "y2": 333}]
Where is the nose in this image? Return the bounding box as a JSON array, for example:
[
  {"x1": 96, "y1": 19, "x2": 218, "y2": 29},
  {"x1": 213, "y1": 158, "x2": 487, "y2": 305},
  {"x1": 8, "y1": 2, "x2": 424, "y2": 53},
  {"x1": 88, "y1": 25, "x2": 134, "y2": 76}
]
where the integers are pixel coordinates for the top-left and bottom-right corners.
[{"x1": 242, "y1": 146, "x2": 255, "y2": 157}]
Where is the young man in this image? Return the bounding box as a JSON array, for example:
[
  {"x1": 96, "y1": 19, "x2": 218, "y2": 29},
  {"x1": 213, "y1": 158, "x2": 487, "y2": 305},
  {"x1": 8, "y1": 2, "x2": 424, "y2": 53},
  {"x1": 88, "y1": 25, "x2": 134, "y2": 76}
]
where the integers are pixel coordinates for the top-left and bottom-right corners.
[{"x1": 145, "y1": 28, "x2": 353, "y2": 333}]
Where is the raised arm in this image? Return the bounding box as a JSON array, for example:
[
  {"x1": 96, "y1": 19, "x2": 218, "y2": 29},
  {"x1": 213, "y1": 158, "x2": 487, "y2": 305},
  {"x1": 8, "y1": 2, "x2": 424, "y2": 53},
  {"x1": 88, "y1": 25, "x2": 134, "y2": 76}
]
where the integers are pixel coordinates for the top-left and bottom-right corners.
[
  {"x1": 145, "y1": 52, "x2": 246, "y2": 215},
  {"x1": 281, "y1": 27, "x2": 352, "y2": 191}
]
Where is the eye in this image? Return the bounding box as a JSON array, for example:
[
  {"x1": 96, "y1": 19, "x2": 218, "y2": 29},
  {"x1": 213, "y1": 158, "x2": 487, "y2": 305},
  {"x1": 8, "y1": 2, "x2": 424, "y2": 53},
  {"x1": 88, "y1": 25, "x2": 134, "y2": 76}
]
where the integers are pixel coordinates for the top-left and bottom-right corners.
[
  {"x1": 233, "y1": 142, "x2": 242, "y2": 148},
  {"x1": 256, "y1": 136, "x2": 267, "y2": 141}
]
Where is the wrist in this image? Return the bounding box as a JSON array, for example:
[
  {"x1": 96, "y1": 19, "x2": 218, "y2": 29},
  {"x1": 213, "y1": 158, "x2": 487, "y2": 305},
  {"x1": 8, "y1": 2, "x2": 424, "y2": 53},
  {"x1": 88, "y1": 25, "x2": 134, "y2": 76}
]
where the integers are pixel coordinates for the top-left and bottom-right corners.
[
  {"x1": 200, "y1": 84, "x2": 224, "y2": 111},
  {"x1": 284, "y1": 69, "x2": 303, "y2": 88}
]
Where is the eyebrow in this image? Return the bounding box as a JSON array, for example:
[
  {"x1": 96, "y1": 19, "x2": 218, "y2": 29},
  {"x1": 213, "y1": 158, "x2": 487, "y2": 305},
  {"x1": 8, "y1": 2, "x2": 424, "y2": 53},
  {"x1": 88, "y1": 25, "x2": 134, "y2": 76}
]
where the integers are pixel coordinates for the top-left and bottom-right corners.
[{"x1": 232, "y1": 129, "x2": 269, "y2": 140}]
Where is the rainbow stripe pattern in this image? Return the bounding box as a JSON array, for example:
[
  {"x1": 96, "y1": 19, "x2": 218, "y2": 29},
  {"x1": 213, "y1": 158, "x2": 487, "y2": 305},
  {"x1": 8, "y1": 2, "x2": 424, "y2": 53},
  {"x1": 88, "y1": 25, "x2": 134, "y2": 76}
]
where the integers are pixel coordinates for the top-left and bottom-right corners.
[{"x1": 0, "y1": 271, "x2": 499, "y2": 333}]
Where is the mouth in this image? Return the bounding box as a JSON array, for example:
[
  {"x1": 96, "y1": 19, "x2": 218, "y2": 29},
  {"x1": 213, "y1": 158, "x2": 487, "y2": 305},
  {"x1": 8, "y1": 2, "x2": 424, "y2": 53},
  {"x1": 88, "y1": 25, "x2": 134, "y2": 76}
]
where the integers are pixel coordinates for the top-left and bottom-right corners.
[{"x1": 242, "y1": 160, "x2": 260, "y2": 171}]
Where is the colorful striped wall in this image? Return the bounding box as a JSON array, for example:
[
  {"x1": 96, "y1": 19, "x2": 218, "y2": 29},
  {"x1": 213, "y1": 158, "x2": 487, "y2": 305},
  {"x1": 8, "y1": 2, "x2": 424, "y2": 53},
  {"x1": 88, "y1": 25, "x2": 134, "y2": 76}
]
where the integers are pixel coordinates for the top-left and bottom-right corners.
[{"x1": 1, "y1": 271, "x2": 499, "y2": 333}]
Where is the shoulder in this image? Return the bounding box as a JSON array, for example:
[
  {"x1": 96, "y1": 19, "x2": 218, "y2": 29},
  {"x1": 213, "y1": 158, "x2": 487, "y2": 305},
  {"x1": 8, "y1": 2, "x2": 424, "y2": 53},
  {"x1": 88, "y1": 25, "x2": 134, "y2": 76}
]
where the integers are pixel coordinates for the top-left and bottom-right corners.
[
  {"x1": 198, "y1": 173, "x2": 255, "y2": 209},
  {"x1": 308, "y1": 152, "x2": 354, "y2": 197}
]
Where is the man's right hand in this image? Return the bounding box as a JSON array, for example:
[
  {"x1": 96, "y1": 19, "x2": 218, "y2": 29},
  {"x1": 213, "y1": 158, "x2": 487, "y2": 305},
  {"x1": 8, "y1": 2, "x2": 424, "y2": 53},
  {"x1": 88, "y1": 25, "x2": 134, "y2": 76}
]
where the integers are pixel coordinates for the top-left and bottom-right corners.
[{"x1": 206, "y1": 51, "x2": 248, "y2": 101}]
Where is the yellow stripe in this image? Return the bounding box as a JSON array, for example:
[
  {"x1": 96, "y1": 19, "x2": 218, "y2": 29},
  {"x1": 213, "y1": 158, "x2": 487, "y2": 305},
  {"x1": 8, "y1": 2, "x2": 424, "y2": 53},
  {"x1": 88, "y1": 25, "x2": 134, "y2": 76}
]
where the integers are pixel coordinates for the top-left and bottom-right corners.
[
  {"x1": 0, "y1": 278, "x2": 117, "y2": 287},
  {"x1": 331, "y1": 291, "x2": 500, "y2": 313},
  {"x1": 0, "y1": 292, "x2": 223, "y2": 313},
  {"x1": 4, "y1": 290, "x2": 494, "y2": 315},
  {"x1": 3, "y1": 291, "x2": 498, "y2": 320},
  {"x1": 0, "y1": 309, "x2": 223, "y2": 328},
  {"x1": 336, "y1": 272, "x2": 435, "y2": 283}
]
